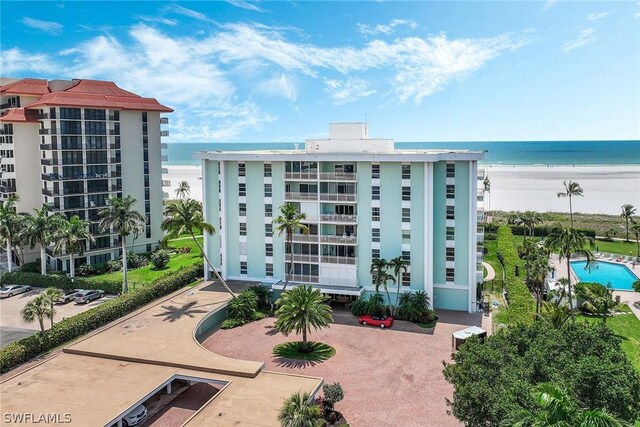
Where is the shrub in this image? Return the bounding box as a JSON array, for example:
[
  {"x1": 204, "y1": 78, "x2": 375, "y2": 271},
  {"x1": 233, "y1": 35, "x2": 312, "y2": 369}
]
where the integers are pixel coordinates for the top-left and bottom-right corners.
[
  {"x1": 322, "y1": 383, "x2": 344, "y2": 411},
  {"x1": 127, "y1": 252, "x2": 148, "y2": 269},
  {"x1": 173, "y1": 246, "x2": 192, "y2": 254},
  {"x1": 365, "y1": 293, "x2": 385, "y2": 315},
  {"x1": 350, "y1": 297, "x2": 368, "y2": 316},
  {"x1": 19, "y1": 259, "x2": 44, "y2": 273},
  {"x1": 0, "y1": 263, "x2": 203, "y2": 373},
  {"x1": 227, "y1": 290, "x2": 259, "y2": 321},
  {"x1": 106, "y1": 259, "x2": 122, "y2": 273},
  {"x1": 75, "y1": 263, "x2": 108, "y2": 276},
  {"x1": 220, "y1": 318, "x2": 246, "y2": 329},
  {"x1": 0, "y1": 271, "x2": 121, "y2": 294},
  {"x1": 248, "y1": 284, "x2": 270, "y2": 310},
  {"x1": 497, "y1": 226, "x2": 535, "y2": 325},
  {"x1": 396, "y1": 291, "x2": 433, "y2": 322},
  {"x1": 150, "y1": 250, "x2": 171, "y2": 270},
  {"x1": 633, "y1": 280, "x2": 640, "y2": 293}
]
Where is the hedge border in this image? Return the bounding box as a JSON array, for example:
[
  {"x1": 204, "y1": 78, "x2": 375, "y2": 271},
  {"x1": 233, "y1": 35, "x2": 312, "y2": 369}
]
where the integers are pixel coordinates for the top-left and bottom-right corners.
[{"x1": 1, "y1": 271, "x2": 122, "y2": 294}]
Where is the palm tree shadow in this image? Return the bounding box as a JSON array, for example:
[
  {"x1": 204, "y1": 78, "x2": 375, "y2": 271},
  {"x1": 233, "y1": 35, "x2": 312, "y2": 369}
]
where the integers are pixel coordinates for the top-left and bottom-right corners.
[
  {"x1": 153, "y1": 301, "x2": 209, "y2": 322},
  {"x1": 273, "y1": 357, "x2": 320, "y2": 369},
  {"x1": 264, "y1": 324, "x2": 279, "y2": 336}
]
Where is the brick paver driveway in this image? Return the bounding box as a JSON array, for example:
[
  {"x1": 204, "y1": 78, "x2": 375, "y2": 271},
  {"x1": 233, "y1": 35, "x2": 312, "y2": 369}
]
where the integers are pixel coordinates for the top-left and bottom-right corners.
[{"x1": 203, "y1": 308, "x2": 483, "y2": 427}]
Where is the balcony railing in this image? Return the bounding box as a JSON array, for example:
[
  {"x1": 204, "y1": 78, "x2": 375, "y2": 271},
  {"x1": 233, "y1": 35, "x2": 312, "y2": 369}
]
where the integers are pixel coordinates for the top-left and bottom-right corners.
[
  {"x1": 284, "y1": 172, "x2": 318, "y2": 180},
  {"x1": 291, "y1": 234, "x2": 319, "y2": 243},
  {"x1": 321, "y1": 255, "x2": 357, "y2": 265},
  {"x1": 41, "y1": 171, "x2": 121, "y2": 181},
  {"x1": 0, "y1": 185, "x2": 16, "y2": 193},
  {"x1": 320, "y1": 235, "x2": 358, "y2": 245},
  {"x1": 161, "y1": 155, "x2": 168, "y2": 162},
  {"x1": 160, "y1": 143, "x2": 168, "y2": 149},
  {"x1": 110, "y1": 157, "x2": 121, "y2": 163},
  {"x1": 285, "y1": 192, "x2": 318, "y2": 201},
  {"x1": 161, "y1": 130, "x2": 170, "y2": 137},
  {"x1": 109, "y1": 142, "x2": 121, "y2": 149},
  {"x1": 41, "y1": 188, "x2": 63, "y2": 196},
  {"x1": 319, "y1": 214, "x2": 357, "y2": 224},
  {"x1": 290, "y1": 254, "x2": 320, "y2": 263},
  {"x1": 319, "y1": 172, "x2": 357, "y2": 181},
  {"x1": 319, "y1": 193, "x2": 357, "y2": 202},
  {"x1": 38, "y1": 129, "x2": 50, "y2": 135},
  {"x1": 40, "y1": 159, "x2": 56, "y2": 166},
  {"x1": 38, "y1": 113, "x2": 50, "y2": 120},
  {"x1": 108, "y1": 129, "x2": 119, "y2": 136},
  {"x1": 290, "y1": 274, "x2": 320, "y2": 284},
  {"x1": 160, "y1": 117, "x2": 169, "y2": 124},
  {"x1": 162, "y1": 180, "x2": 171, "y2": 187}
]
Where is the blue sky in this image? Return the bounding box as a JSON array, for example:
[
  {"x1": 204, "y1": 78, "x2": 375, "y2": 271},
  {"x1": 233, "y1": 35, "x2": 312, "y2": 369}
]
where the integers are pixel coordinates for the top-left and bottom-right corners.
[{"x1": 1, "y1": 1, "x2": 639, "y2": 142}]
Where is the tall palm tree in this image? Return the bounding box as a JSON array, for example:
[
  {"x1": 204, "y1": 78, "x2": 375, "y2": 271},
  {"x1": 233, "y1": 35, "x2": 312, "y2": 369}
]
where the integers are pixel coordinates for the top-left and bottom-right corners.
[
  {"x1": 278, "y1": 391, "x2": 324, "y2": 427},
  {"x1": 620, "y1": 204, "x2": 636, "y2": 242},
  {"x1": 521, "y1": 211, "x2": 543, "y2": 238},
  {"x1": 507, "y1": 383, "x2": 631, "y2": 427},
  {"x1": 0, "y1": 194, "x2": 21, "y2": 272},
  {"x1": 41, "y1": 287, "x2": 63, "y2": 328},
  {"x1": 557, "y1": 180, "x2": 583, "y2": 227},
  {"x1": 631, "y1": 222, "x2": 640, "y2": 258},
  {"x1": 21, "y1": 295, "x2": 53, "y2": 333},
  {"x1": 162, "y1": 198, "x2": 235, "y2": 297},
  {"x1": 273, "y1": 203, "x2": 308, "y2": 293},
  {"x1": 274, "y1": 285, "x2": 333, "y2": 352},
  {"x1": 544, "y1": 225, "x2": 595, "y2": 321},
  {"x1": 174, "y1": 180, "x2": 191, "y2": 200},
  {"x1": 53, "y1": 215, "x2": 95, "y2": 278},
  {"x1": 21, "y1": 205, "x2": 65, "y2": 275},
  {"x1": 388, "y1": 256, "x2": 409, "y2": 316},
  {"x1": 98, "y1": 196, "x2": 145, "y2": 294}
]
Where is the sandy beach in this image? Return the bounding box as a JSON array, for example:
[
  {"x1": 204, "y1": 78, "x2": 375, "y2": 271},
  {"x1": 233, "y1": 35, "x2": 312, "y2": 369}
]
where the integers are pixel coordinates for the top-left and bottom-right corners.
[{"x1": 163, "y1": 164, "x2": 640, "y2": 215}]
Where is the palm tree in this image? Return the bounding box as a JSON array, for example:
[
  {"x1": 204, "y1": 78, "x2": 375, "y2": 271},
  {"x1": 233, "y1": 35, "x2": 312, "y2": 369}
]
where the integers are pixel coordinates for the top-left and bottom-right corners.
[
  {"x1": 161, "y1": 198, "x2": 235, "y2": 297},
  {"x1": 41, "y1": 288, "x2": 63, "y2": 328},
  {"x1": 0, "y1": 194, "x2": 21, "y2": 272},
  {"x1": 273, "y1": 203, "x2": 308, "y2": 293},
  {"x1": 557, "y1": 180, "x2": 583, "y2": 227},
  {"x1": 521, "y1": 211, "x2": 542, "y2": 238},
  {"x1": 174, "y1": 180, "x2": 191, "y2": 200},
  {"x1": 98, "y1": 196, "x2": 145, "y2": 294},
  {"x1": 388, "y1": 256, "x2": 409, "y2": 316},
  {"x1": 537, "y1": 300, "x2": 571, "y2": 328},
  {"x1": 544, "y1": 225, "x2": 595, "y2": 321},
  {"x1": 578, "y1": 283, "x2": 617, "y2": 323},
  {"x1": 21, "y1": 295, "x2": 53, "y2": 333},
  {"x1": 53, "y1": 215, "x2": 95, "y2": 278},
  {"x1": 620, "y1": 204, "x2": 636, "y2": 242},
  {"x1": 274, "y1": 285, "x2": 333, "y2": 352},
  {"x1": 370, "y1": 258, "x2": 394, "y2": 310},
  {"x1": 278, "y1": 391, "x2": 324, "y2": 427},
  {"x1": 507, "y1": 383, "x2": 631, "y2": 427},
  {"x1": 631, "y1": 222, "x2": 640, "y2": 258},
  {"x1": 21, "y1": 205, "x2": 65, "y2": 275}
]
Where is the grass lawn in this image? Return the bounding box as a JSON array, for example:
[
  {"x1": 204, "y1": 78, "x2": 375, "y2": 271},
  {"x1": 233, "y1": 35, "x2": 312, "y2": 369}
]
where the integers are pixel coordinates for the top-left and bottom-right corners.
[
  {"x1": 578, "y1": 306, "x2": 640, "y2": 372},
  {"x1": 592, "y1": 239, "x2": 638, "y2": 257},
  {"x1": 89, "y1": 237, "x2": 203, "y2": 287},
  {"x1": 272, "y1": 341, "x2": 336, "y2": 361}
]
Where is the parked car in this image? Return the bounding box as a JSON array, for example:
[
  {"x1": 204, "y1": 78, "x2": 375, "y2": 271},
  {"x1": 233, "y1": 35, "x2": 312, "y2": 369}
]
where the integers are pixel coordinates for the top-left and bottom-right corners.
[
  {"x1": 122, "y1": 404, "x2": 147, "y2": 426},
  {"x1": 74, "y1": 290, "x2": 105, "y2": 304},
  {"x1": 0, "y1": 285, "x2": 32, "y2": 298},
  {"x1": 58, "y1": 289, "x2": 83, "y2": 304},
  {"x1": 359, "y1": 314, "x2": 394, "y2": 328}
]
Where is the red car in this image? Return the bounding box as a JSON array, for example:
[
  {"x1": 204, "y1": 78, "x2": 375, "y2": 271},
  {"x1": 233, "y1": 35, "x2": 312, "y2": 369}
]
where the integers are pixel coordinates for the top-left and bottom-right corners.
[{"x1": 359, "y1": 314, "x2": 393, "y2": 328}]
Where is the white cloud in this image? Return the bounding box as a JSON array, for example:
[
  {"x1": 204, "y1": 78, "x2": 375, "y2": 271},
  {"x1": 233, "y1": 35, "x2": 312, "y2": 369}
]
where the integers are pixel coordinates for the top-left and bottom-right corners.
[
  {"x1": 357, "y1": 19, "x2": 418, "y2": 36},
  {"x1": 586, "y1": 11, "x2": 611, "y2": 21},
  {"x1": 258, "y1": 74, "x2": 297, "y2": 100},
  {"x1": 324, "y1": 78, "x2": 376, "y2": 104},
  {"x1": 136, "y1": 15, "x2": 178, "y2": 26},
  {"x1": 541, "y1": 0, "x2": 558, "y2": 12},
  {"x1": 0, "y1": 48, "x2": 54, "y2": 75},
  {"x1": 563, "y1": 27, "x2": 596, "y2": 52},
  {"x1": 21, "y1": 17, "x2": 63, "y2": 35},
  {"x1": 225, "y1": 0, "x2": 266, "y2": 13},
  {"x1": 166, "y1": 5, "x2": 214, "y2": 23}
]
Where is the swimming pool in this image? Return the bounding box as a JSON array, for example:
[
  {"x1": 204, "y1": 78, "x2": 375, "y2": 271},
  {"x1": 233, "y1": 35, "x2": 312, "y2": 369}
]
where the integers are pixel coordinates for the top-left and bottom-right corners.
[{"x1": 570, "y1": 260, "x2": 639, "y2": 291}]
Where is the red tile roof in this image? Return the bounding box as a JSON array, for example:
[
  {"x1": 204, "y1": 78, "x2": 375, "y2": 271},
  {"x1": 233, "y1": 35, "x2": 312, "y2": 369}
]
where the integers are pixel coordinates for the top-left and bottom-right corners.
[
  {"x1": 0, "y1": 108, "x2": 40, "y2": 123},
  {"x1": 64, "y1": 79, "x2": 141, "y2": 98},
  {"x1": 0, "y1": 79, "x2": 50, "y2": 96}
]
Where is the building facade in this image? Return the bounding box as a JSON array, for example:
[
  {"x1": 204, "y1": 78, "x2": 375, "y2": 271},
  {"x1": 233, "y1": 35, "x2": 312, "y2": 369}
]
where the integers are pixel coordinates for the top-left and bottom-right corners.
[
  {"x1": 0, "y1": 78, "x2": 172, "y2": 271},
  {"x1": 198, "y1": 123, "x2": 485, "y2": 312}
]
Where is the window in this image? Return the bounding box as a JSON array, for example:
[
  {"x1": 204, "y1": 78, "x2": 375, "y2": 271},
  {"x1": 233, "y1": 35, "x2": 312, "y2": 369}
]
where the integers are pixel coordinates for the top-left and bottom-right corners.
[
  {"x1": 238, "y1": 163, "x2": 246, "y2": 177},
  {"x1": 372, "y1": 186, "x2": 380, "y2": 200},
  {"x1": 266, "y1": 243, "x2": 273, "y2": 257},
  {"x1": 402, "y1": 229, "x2": 410, "y2": 243},
  {"x1": 142, "y1": 112, "x2": 148, "y2": 123},
  {"x1": 264, "y1": 183, "x2": 272, "y2": 197},
  {"x1": 372, "y1": 228, "x2": 380, "y2": 242},
  {"x1": 371, "y1": 164, "x2": 380, "y2": 179},
  {"x1": 446, "y1": 162, "x2": 455, "y2": 178},
  {"x1": 446, "y1": 268, "x2": 455, "y2": 282},
  {"x1": 240, "y1": 223, "x2": 247, "y2": 236},
  {"x1": 265, "y1": 223, "x2": 272, "y2": 236},
  {"x1": 239, "y1": 203, "x2": 246, "y2": 216},
  {"x1": 146, "y1": 226, "x2": 151, "y2": 239},
  {"x1": 402, "y1": 250, "x2": 410, "y2": 262},
  {"x1": 402, "y1": 186, "x2": 411, "y2": 201},
  {"x1": 265, "y1": 204, "x2": 272, "y2": 217},
  {"x1": 402, "y1": 272, "x2": 411, "y2": 287},
  {"x1": 266, "y1": 263, "x2": 273, "y2": 277},
  {"x1": 446, "y1": 185, "x2": 455, "y2": 199},
  {"x1": 372, "y1": 207, "x2": 380, "y2": 221},
  {"x1": 402, "y1": 208, "x2": 411, "y2": 222},
  {"x1": 239, "y1": 183, "x2": 246, "y2": 197},
  {"x1": 446, "y1": 205, "x2": 455, "y2": 220},
  {"x1": 372, "y1": 249, "x2": 380, "y2": 259},
  {"x1": 446, "y1": 227, "x2": 455, "y2": 240},
  {"x1": 240, "y1": 261, "x2": 247, "y2": 275},
  {"x1": 446, "y1": 247, "x2": 455, "y2": 262},
  {"x1": 402, "y1": 164, "x2": 411, "y2": 179},
  {"x1": 264, "y1": 163, "x2": 272, "y2": 177}
]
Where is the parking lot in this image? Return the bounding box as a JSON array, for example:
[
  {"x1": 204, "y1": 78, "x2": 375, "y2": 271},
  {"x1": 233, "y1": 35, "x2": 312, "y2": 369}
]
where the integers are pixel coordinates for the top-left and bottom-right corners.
[{"x1": 0, "y1": 287, "x2": 115, "y2": 347}]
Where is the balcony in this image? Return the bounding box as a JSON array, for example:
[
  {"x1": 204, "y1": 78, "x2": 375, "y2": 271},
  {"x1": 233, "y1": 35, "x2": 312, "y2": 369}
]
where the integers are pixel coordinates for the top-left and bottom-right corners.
[
  {"x1": 320, "y1": 235, "x2": 357, "y2": 245},
  {"x1": 41, "y1": 171, "x2": 121, "y2": 181},
  {"x1": 321, "y1": 255, "x2": 357, "y2": 265},
  {"x1": 319, "y1": 214, "x2": 357, "y2": 224},
  {"x1": 162, "y1": 179, "x2": 171, "y2": 187},
  {"x1": 107, "y1": 114, "x2": 118, "y2": 121},
  {"x1": 290, "y1": 274, "x2": 320, "y2": 284},
  {"x1": 0, "y1": 185, "x2": 16, "y2": 193},
  {"x1": 291, "y1": 234, "x2": 319, "y2": 243},
  {"x1": 38, "y1": 113, "x2": 50, "y2": 120},
  {"x1": 477, "y1": 211, "x2": 485, "y2": 222},
  {"x1": 41, "y1": 188, "x2": 63, "y2": 196},
  {"x1": 109, "y1": 142, "x2": 121, "y2": 149},
  {"x1": 110, "y1": 157, "x2": 121, "y2": 163},
  {"x1": 285, "y1": 192, "x2": 318, "y2": 201},
  {"x1": 160, "y1": 117, "x2": 169, "y2": 124},
  {"x1": 40, "y1": 159, "x2": 56, "y2": 166},
  {"x1": 319, "y1": 193, "x2": 357, "y2": 202},
  {"x1": 161, "y1": 154, "x2": 168, "y2": 162},
  {"x1": 161, "y1": 130, "x2": 170, "y2": 137},
  {"x1": 38, "y1": 128, "x2": 50, "y2": 135},
  {"x1": 284, "y1": 172, "x2": 318, "y2": 180},
  {"x1": 290, "y1": 254, "x2": 320, "y2": 263},
  {"x1": 160, "y1": 142, "x2": 168, "y2": 149},
  {"x1": 108, "y1": 129, "x2": 119, "y2": 136},
  {"x1": 319, "y1": 172, "x2": 357, "y2": 181}
]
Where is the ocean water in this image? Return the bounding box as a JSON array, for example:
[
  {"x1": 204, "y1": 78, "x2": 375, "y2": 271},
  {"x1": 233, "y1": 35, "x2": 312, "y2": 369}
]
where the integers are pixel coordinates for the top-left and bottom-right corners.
[{"x1": 165, "y1": 140, "x2": 640, "y2": 166}]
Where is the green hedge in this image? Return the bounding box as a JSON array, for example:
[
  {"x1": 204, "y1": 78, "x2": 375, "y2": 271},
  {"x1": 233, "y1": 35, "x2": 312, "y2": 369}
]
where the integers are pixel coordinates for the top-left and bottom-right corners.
[
  {"x1": 485, "y1": 223, "x2": 596, "y2": 238},
  {"x1": 1, "y1": 272, "x2": 122, "y2": 294},
  {"x1": 0, "y1": 263, "x2": 203, "y2": 373},
  {"x1": 497, "y1": 226, "x2": 535, "y2": 325}
]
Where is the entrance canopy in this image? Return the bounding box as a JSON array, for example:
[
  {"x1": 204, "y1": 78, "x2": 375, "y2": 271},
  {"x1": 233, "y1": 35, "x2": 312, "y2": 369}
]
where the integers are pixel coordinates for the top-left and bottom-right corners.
[{"x1": 271, "y1": 281, "x2": 365, "y2": 296}]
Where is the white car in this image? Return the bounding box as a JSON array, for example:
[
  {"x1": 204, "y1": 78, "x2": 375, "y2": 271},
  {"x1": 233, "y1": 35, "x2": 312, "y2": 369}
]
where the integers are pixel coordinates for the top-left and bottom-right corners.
[
  {"x1": 0, "y1": 285, "x2": 32, "y2": 298},
  {"x1": 122, "y1": 405, "x2": 147, "y2": 426}
]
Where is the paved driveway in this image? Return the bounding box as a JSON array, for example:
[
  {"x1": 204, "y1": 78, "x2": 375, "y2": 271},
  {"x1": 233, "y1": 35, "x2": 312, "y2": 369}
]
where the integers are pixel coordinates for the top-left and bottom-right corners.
[
  {"x1": 203, "y1": 308, "x2": 483, "y2": 427},
  {"x1": 0, "y1": 287, "x2": 115, "y2": 347}
]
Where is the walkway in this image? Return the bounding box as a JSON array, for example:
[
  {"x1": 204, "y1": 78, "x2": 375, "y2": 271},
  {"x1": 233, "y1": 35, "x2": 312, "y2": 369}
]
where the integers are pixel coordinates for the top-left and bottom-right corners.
[{"x1": 482, "y1": 262, "x2": 496, "y2": 282}]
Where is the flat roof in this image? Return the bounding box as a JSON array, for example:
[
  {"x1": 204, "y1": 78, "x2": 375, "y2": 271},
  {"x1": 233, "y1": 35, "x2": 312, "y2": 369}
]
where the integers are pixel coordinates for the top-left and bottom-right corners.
[{"x1": 196, "y1": 149, "x2": 484, "y2": 162}]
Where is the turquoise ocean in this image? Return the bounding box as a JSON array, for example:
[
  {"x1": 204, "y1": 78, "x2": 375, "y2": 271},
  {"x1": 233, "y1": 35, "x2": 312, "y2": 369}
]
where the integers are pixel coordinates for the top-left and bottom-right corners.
[{"x1": 165, "y1": 140, "x2": 640, "y2": 166}]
